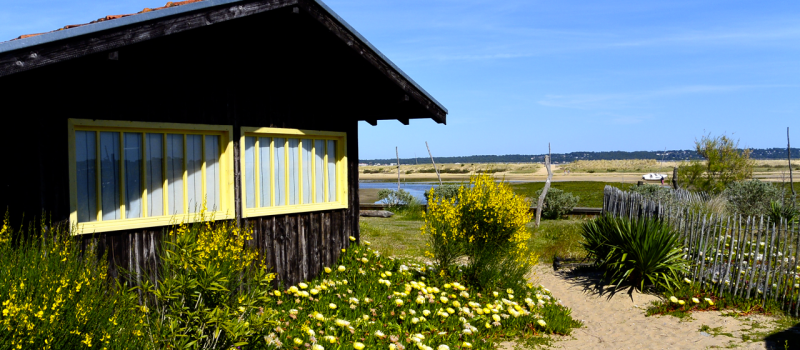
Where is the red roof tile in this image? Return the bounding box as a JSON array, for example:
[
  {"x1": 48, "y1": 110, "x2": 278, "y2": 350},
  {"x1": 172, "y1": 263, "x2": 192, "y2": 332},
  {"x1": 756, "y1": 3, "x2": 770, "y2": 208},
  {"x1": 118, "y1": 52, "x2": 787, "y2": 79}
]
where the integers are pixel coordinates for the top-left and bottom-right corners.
[{"x1": 12, "y1": 0, "x2": 205, "y2": 41}]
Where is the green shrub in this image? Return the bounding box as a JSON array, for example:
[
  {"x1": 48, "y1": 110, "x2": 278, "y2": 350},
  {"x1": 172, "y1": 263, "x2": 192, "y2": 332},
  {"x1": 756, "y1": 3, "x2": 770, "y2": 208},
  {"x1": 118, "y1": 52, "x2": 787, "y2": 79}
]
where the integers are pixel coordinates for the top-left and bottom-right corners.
[
  {"x1": 580, "y1": 215, "x2": 687, "y2": 294},
  {"x1": 423, "y1": 184, "x2": 461, "y2": 202},
  {"x1": 677, "y1": 134, "x2": 754, "y2": 193},
  {"x1": 606, "y1": 168, "x2": 617, "y2": 172},
  {"x1": 138, "y1": 214, "x2": 278, "y2": 349},
  {"x1": 535, "y1": 188, "x2": 579, "y2": 219},
  {"x1": 723, "y1": 180, "x2": 783, "y2": 217},
  {"x1": 423, "y1": 175, "x2": 536, "y2": 291},
  {"x1": 0, "y1": 216, "x2": 147, "y2": 349},
  {"x1": 630, "y1": 184, "x2": 672, "y2": 202},
  {"x1": 377, "y1": 189, "x2": 417, "y2": 208}
]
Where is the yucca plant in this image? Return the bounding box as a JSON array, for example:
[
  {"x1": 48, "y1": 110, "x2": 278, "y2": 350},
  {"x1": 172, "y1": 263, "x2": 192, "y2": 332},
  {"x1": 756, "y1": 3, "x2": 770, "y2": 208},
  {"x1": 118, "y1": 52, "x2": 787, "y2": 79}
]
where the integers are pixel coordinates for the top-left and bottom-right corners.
[
  {"x1": 581, "y1": 215, "x2": 687, "y2": 295},
  {"x1": 769, "y1": 201, "x2": 799, "y2": 225}
]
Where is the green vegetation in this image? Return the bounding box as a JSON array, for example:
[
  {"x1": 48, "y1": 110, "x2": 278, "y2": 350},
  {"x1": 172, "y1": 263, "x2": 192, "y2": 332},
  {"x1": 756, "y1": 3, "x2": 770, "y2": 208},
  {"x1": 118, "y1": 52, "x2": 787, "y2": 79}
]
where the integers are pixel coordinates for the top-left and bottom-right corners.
[
  {"x1": 360, "y1": 214, "x2": 428, "y2": 258},
  {"x1": 377, "y1": 189, "x2": 417, "y2": 207},
  {"x1": 510, "y1": 181, "x2": 635, "y2": 208},
  {"x1": 363, "y1": 209, "x2": 586, "y2": 266},
  {"x1": 581, "y1": 215, "x2": 687, "y2": 294},
  {"x1": 525, "y1": 219, "x2": 586, "y2": 263},
  {"x1": 723, "y1": 179, "x2": 784, "y2": 217},
  {"x1": 423, "y1": 176, "x2": 535, "y2": 291},
  {"x1": 0, "y1": 217, "x2": 148, "y2": 349},
  {"x1": 678, "y1": 134, "x2": 755, "y2": 193},
  {"x1": 269, "y1": 244, "x2": 582, "y2": 349},
  {"x1": 535, "y1": 187, "x2": 579, "y2": 219},
  {"x1": 423, "y1": 184, "x2": 460, "y2": 202},
  {"x1": 138, "y1": 217, "x2": 278, "y2": 348}
]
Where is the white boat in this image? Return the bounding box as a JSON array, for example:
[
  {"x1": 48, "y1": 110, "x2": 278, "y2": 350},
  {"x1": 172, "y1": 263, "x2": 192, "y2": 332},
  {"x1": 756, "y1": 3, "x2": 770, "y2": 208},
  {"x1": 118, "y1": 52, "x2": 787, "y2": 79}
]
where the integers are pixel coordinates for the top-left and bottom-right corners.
[{"x1": 642, "y1": 173, "x2": 669, "y2": 180}]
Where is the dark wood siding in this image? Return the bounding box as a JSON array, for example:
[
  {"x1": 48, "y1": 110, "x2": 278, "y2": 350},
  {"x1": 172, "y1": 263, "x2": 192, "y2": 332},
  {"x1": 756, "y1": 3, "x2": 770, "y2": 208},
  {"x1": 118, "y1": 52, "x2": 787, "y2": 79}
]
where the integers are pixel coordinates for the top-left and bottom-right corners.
[{"x1": 0, "y1": 6, "x2": 379, "y2": 285}]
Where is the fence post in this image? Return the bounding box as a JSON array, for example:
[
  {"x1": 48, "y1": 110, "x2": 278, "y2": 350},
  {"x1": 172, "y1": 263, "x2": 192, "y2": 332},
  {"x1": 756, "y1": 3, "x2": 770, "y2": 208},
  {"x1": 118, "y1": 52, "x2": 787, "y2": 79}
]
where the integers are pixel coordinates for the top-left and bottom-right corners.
[
  {"x1": 775, "y1": 219, "x2": 789, "y2": 303},
  {"x1": 722, "y1": 215, "x2": 737, "y2": 295},
  {"x1": 746, "y1": 216, "x2": 764, "y2": 299},
  {"x1": 763, "y1": 222, "x2": 777, "y2": 305},
  {"x1": 734, "y1": 216, "x2": 750, "y2": 297}
]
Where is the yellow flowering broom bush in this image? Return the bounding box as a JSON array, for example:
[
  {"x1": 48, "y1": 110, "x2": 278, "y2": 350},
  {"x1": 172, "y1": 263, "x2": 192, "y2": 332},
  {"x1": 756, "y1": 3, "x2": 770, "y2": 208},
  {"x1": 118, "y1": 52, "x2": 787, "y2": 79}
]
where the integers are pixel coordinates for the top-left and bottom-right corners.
[
  {"x1": 0, "y1": 214, "x2": 147, "y2": 350},
  {"x1": 423, "y1": 175, "x2": 537, "y2": 290},
  {"x1": 137, "y1": 212, "x2": 278, "y2": 349}
]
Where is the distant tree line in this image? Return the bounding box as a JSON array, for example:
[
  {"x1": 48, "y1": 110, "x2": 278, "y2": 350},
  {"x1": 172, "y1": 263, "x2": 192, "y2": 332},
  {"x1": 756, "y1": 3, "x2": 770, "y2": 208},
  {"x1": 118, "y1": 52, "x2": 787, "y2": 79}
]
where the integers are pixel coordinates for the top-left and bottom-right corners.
[{"x1": 360, "y1": 148, "x2": 800, "y2": 165}]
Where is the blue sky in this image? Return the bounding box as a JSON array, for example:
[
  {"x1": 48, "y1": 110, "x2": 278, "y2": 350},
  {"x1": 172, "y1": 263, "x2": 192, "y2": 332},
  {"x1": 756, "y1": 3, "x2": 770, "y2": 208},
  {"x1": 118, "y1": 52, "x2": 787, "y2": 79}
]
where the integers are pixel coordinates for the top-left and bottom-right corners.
[{"x1": 2, "y1": 0, "x2": 799, "y2": 159}]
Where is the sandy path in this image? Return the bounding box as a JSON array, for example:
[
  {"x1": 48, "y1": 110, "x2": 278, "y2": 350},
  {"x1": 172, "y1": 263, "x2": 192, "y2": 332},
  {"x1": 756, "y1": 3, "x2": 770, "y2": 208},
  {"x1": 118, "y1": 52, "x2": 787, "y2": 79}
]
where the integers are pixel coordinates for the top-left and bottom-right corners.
[{"x1": 532, "y1": 266, "x2": 780, "y2": 349}]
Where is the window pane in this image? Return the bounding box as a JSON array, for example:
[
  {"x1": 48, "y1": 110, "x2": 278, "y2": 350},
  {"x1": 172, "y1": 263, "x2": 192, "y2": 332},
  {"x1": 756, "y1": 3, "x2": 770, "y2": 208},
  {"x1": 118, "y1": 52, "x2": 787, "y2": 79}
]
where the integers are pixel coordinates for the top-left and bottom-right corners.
[
  {"x1": 146, "y1": 134, "x2": 164, "y2": 217},
  {"x1": 166, "y1": 134, "x2": 184, "y2": 215},
  {"x1": 288, "y1": 138, "x2": 300, "y2": 205},
  {"x1": 302, "y1": 139, "x2": 312, "y2": 204},
  {"x1": 314, "y1": 140, "x2": 325, "y2": 203},
  {"x1": 75, "y1": 131, "x2": 97, "y2": 222},
  {"x1": 274, "y1": 138, "x2": 286, "y2": 206},
  {"x1": 186, "y1": 135, "x2": 203, "y2": 213},
  {"x1": 259, "y1": 137, "x2": 271, "y2": 207},
  {"x1": 100, "y1": 132, "x2": 121, "y2": 220},
  {"x1": 327, "y1": 140, "x2": 337, "y2": 202},
  {"x1": 244, "y1": 136, "x2": 256, "y2": 209},
  {"x1": 124, "y1": 133, "x2": 143, "y2": 219},
  {"x1": 205, "y1": 135, "x2": 220, "y2": 211}
]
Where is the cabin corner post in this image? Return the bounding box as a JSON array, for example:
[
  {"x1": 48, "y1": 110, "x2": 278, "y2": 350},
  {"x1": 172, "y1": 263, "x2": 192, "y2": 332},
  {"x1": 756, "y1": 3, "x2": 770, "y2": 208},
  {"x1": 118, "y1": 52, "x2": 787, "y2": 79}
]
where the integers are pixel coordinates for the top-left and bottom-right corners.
[
  {"x1": 347, "y1": 120, "x2": 360, "y2": 243},
  {"x1": 66, "y1": 119, "x2": 79, "y2": 235}
]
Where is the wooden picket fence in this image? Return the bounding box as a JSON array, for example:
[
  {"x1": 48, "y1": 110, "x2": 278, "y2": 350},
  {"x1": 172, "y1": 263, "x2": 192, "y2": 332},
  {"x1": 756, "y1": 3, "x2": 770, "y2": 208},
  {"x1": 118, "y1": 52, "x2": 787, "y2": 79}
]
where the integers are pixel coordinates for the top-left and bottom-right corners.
[{"x1": 603, "y1": 186, "x2": 800, "y2": 315}]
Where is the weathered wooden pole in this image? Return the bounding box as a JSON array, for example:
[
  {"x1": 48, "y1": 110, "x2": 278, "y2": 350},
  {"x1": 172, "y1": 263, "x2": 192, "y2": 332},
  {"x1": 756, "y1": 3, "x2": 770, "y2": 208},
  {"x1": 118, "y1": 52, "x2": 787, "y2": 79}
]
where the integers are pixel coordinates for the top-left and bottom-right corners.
[
  {"x1": 672, "y1": 166, "x2": 679, "y2": 190},
  {"x1": 425, "y1": 141, "x2": 442, "y2": 186},
  {"x1": 396, "y1": 147, "x2": 401, "y2": 192},
  {"x1": 535, "y1": 144, "x2": 552, "y2": 228},
  {"x1": 789, "y1": 127, "x2": 796, "y2": 207}
]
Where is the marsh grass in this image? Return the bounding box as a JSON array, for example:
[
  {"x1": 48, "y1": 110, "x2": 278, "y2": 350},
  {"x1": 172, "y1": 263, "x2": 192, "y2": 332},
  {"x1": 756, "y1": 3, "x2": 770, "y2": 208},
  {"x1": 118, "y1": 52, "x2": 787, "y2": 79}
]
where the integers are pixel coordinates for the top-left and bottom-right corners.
[
  {"x1": 526, "y1": 219, "x2": 587, "y2": 263},
  {"x1": 360, "y1": 214, "x2": 427, "y2": 258},
  {"x1": 510, "y1": 182, "x2": 635, "y2": 208}
]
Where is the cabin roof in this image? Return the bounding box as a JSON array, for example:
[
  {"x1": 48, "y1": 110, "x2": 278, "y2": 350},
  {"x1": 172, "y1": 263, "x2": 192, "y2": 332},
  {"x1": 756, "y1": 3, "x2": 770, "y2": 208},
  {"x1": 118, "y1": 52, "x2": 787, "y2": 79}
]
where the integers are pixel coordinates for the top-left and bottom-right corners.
[{"x1": 0, "y1": 0, "x2": 447, "y2": 123}]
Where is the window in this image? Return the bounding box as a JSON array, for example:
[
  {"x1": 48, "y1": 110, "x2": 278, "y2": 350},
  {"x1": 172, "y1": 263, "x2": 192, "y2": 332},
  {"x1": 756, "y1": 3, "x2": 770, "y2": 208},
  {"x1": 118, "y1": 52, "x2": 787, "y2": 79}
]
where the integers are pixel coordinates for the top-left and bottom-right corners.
[
  {"x1": 69, "y1": 119, "x2": 234, "y2": 233},
  {"x1": 241, "y1": 127, "x2": 347, "y2": 217}
]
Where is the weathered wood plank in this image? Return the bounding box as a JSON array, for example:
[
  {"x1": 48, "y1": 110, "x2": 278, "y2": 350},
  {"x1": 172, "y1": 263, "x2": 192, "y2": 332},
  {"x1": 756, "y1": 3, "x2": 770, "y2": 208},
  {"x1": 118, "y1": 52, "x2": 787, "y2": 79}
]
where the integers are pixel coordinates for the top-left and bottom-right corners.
[{"x1": 0, "y1": 0, "x2": 300, "y2": 77}]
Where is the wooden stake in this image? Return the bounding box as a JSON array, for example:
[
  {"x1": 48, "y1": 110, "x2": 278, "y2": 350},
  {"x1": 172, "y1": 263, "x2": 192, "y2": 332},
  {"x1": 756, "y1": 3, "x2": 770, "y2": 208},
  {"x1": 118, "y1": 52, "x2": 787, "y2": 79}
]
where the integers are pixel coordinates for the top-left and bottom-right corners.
[
  {"x1": 789, "y1": 127, "x2": 796, "y2": 207},
  {"x1": 535, "y1": 144, "x2": 553, "y2": 228},
  {"x1": 396, "y1": 147, "x2": 400, "y2": 192},
  {"x1": 425, "y1": 141, "x2": 442, "y2": 186}
]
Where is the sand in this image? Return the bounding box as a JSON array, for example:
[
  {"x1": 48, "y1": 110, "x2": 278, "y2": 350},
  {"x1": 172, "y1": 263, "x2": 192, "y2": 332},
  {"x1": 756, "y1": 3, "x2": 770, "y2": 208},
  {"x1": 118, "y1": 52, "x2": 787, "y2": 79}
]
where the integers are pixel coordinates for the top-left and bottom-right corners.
[
  {"x1": 528, "y1": 265, "x2": 787, "y2": 349},
  {"x1": 359, "y1": 163, "x2": 796, "y2": 183}
]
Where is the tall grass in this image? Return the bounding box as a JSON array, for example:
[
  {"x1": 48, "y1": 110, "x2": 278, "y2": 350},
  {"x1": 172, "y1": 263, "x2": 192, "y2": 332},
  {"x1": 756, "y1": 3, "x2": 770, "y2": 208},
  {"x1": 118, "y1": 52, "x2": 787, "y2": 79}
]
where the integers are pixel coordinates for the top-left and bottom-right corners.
[{"x1": 525, "y1": 219, "x2": 586, "y2": 263}]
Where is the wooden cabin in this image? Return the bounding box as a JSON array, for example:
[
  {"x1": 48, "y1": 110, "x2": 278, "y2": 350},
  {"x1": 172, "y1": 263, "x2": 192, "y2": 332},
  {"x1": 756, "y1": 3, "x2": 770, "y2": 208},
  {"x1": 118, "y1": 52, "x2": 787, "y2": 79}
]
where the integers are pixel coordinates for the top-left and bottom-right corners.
[{"x1": 0, "y1": 0, "x2": 447, "y2": 284}]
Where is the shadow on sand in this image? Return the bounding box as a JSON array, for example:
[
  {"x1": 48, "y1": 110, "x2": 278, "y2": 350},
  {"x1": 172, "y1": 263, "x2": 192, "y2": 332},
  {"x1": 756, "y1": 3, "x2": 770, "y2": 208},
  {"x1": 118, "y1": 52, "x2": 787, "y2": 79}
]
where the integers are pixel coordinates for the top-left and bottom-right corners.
[
  {"x1": 553, "y1": 266, "x2": 800, "y2": 349},
  {"x1": 554, "y1": 265, "x2": 652, "y2": 302}
]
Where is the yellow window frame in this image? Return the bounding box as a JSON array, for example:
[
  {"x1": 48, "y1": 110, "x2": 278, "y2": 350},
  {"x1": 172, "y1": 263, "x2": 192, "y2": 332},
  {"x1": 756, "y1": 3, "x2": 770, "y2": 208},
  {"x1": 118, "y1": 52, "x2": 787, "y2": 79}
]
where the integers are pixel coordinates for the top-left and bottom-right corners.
[
  {"x1": 240, "y1": 127, "x2": 348, "y2": 217},
  {"x1": 68, "y1": 119, "x2": 235, "y2": 234}
]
